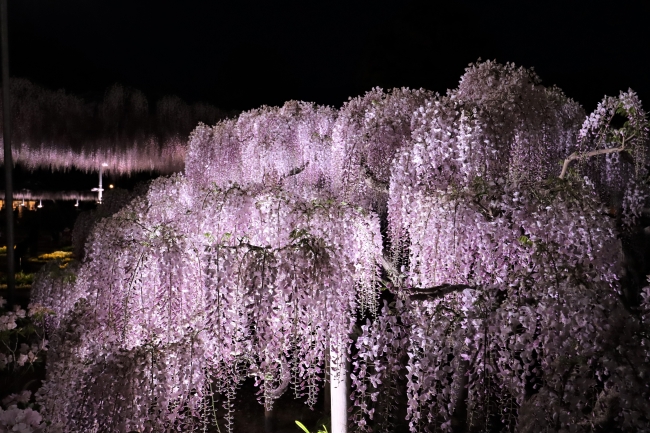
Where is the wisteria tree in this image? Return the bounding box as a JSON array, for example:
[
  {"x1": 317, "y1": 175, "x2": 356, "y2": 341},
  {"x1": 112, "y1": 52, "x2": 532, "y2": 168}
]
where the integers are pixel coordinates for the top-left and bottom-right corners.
[{"x1": 29, "y1": 61, "x2": 650, "y2": 433}]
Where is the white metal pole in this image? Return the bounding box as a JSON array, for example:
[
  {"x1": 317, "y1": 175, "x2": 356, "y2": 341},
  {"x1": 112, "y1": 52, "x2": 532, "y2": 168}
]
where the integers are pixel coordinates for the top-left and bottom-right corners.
[
  {"x1": 93, "y1": 164, "x2": 106, "y2": 203},
  {"x1": 98, "y1": 165, "x2": 103, "y2": 203},
  {"x1": 330, "y1": 338, "x2": 347, "y2": 433}
]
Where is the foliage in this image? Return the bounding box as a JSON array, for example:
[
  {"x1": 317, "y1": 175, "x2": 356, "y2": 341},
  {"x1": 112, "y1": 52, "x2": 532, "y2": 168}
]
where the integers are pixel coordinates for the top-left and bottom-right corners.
[
  {"x1": 28, "y1": 251, "x2": 74, "y2": 265},
  {"x1": 0, "y1": 298, "x2": 49, "y2": 433},
  {"x1": 15, "y1": 272, "x2": 34, "y2": 288},
  {"x1": 296, "y1": 419, "x2": 329, "y2": 433},
  {"x1": 0, "y1": 271, "x2": 33, "y2": 288}
]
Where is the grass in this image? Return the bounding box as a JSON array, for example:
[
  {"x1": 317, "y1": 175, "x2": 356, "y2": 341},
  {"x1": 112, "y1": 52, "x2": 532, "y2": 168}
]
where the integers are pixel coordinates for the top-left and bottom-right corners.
[
  {"x1": 0, "y1": 271, "x2": 34, "y2": 289},
  {"x1": 27, "y1": 251, "x2": 74, "y2": 265},
  {"x1": 0, "y1": 249, "x2": 75, "y2": 290}
]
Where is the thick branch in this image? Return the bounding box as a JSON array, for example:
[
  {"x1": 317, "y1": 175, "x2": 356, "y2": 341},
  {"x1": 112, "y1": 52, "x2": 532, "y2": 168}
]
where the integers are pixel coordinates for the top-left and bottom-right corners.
[
  {"x1": 559, "y1": 145, "x2": 627, "y2": 179},
  {"x1": 265, "y1": 366, "x2": 291, "y2": 400},
  {"x1": 360, "y1": 161, "x2": 389, "y2": 194},
  {"x1": 378, "y1": 254, "x2": 473, "y2": 299},
  {"x1": 380, "y1": 254, "x2": 399, "y2": 277},
  {"x1": 284, "y1": 162, "x2": 308, "y2": 178},
  {"x1": 409, "y1": 284, "x2": 474, "y2": 300},
  {"x1": 450, "y1": 359, "x2": 470, "y2": 432}
]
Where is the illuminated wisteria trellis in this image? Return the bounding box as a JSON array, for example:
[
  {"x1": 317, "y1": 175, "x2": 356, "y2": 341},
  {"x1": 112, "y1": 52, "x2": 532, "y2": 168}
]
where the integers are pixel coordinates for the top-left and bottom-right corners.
[
  {"x1": 0, "y1": 79, "x2": 230, "y2": 174},
  {"x1": 5, "y1": 61, "x2": 649, "y2": 433}
]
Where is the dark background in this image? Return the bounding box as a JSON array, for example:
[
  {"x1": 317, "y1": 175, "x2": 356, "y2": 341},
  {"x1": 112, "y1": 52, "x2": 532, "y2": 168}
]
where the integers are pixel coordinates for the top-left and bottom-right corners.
[
  {"x1": 7, "y1": 0, "x2": 650, "y2": 113},
  {"x1": 2, "y1": 0, "x2": 650, "y2": 193}
]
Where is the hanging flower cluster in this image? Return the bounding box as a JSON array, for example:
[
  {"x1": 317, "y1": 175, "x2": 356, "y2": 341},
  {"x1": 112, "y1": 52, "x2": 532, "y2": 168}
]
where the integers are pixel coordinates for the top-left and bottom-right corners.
[
  {"x1": 570, "y1": 89, "x2": 649, "y2": 226},
  {"x1": 352, "y1": 61, "x2": 650, "y2": 432},
  {"x1": 35, "y1": 173, "x2": 382, "y2": 432},
  {"x1": 361, "y1": 178, "x2": 649, "y2": 432},
  {"x1": 186, "y1": 89, "x2": 431, "y2": 212},
  {"x1": 0, "y1": 395, "x2": 43, "y2": 433},
  {"x1": 185, "y1": 101, "x2": 337, "y2": 198},
  {"x1": 330, "y1": 87, "x2": 433, "y2": 212},
  {"x1": 71, "y1": 185, "x2": 151, "y2": 259}
]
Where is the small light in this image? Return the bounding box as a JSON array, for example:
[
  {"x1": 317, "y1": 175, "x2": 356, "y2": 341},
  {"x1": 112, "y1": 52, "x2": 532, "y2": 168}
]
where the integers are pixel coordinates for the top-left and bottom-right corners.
[
  {"x1": 37, "y1": 200, "x2": 43, "y2": 209},
  {"x1": 109, "y1": 184, "x2": 114, "y2": 189},
  {"x1": 74, "y1": 199, "x2": 79, "y2": 207},
  {"x1": 20, "y1": 199, "x2": 25, "y2": 207},
  {"x1": 102, "y1": 163, "x2": 109, "y2": 167}
]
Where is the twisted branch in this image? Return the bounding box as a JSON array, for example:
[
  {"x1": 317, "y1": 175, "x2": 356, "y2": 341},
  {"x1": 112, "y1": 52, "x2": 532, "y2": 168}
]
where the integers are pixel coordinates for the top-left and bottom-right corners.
[{"x1": 559, "y1": 134, "x2": 634, "y2": 179}]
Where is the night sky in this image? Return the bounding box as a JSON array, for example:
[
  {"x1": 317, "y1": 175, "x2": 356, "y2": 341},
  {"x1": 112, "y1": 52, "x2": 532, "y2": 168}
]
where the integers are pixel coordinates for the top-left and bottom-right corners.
[{"x1": 7, "y1": 0, "x2": 650, "y2": 112}]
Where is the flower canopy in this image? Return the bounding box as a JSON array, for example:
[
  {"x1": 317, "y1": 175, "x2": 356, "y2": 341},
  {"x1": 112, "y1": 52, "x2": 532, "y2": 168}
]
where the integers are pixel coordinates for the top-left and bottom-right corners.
[{"x1": 30, "y1": 61, "x2": 650, "y2": 433}]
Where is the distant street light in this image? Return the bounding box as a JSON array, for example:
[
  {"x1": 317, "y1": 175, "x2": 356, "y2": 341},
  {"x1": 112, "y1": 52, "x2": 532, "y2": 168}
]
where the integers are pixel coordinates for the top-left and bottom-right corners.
[
  {"x1": 92, "y1": 163, "x2": 109, "y2": 203},
  {"x1": 37, "y1": 200, "x2": 42, "y2": 208}
]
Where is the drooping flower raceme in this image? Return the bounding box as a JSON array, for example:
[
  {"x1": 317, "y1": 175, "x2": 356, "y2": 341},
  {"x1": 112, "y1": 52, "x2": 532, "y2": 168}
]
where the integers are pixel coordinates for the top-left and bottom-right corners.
[
  {"x1": 330, "y1": 87, "x2": 434, "y2": 212},
  {"x1": 37, "y1": 174, "x2": 382, "y2": 432},
  {"x1": 185, "y1": 101, "x2": 338, "y2": 199},
  {"x1": 0, "y1": 79, "x2": 229, "y2": 174},
  {"x1": 351, "y1": 61, "x2": 650, "y2": 432}
]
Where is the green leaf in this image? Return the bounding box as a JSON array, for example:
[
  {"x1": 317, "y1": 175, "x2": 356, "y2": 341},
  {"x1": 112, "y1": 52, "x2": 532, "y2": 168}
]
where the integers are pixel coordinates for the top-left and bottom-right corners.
[
  {"x1": 295, "y1": 420, "x2": 311, "y2": 433},
  {"x1": 290, "y1": 228, "x2": 309, "y2": 240},
  {"x1": 518, "y1": 235, "x2": 533, "y2": 247}
]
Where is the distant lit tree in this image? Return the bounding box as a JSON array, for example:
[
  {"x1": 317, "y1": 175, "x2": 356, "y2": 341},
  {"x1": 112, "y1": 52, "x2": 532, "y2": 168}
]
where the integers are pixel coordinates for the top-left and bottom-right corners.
[{"x1": 0, "y1": 79, "x2": 230, "y2": 174}]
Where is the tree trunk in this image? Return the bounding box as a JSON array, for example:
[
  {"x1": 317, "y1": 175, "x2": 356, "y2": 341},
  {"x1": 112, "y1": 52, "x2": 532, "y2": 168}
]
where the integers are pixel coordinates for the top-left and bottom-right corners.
[
  {"x1": 264, "y1": 407, "x2": 273, "y2": 433},
  {"x1": 451, "y1": 359, "x2": 469, "y2": 433},
  {"x1": 1, "y1": 0, "x2": 15, "y2": 309}
]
